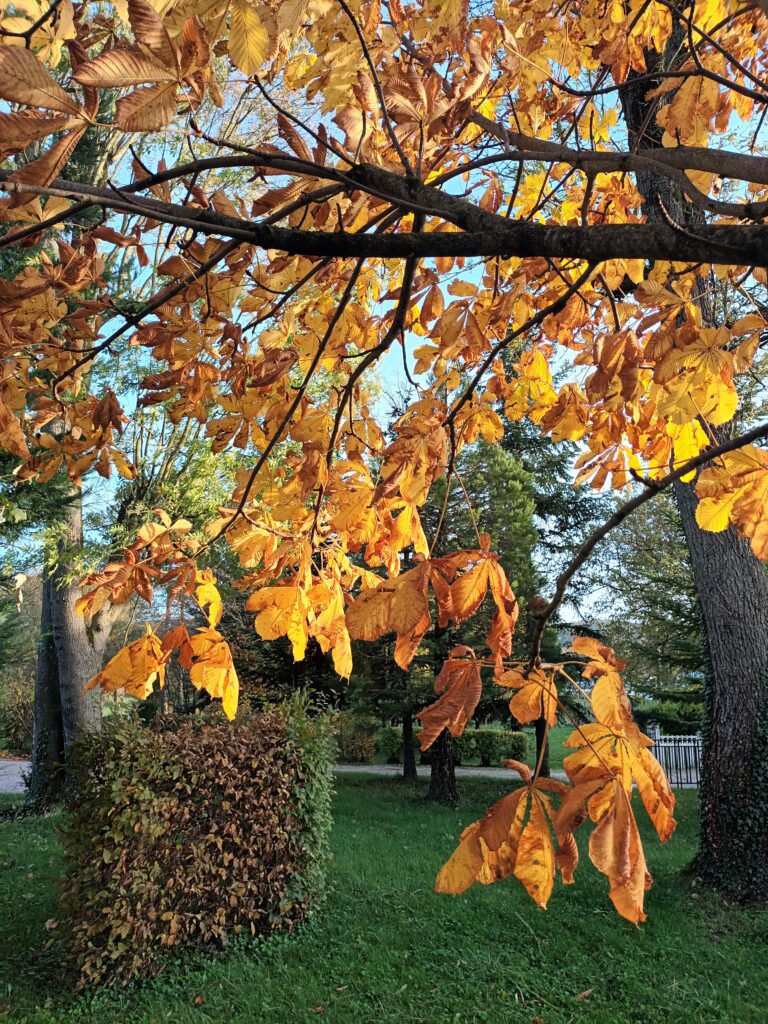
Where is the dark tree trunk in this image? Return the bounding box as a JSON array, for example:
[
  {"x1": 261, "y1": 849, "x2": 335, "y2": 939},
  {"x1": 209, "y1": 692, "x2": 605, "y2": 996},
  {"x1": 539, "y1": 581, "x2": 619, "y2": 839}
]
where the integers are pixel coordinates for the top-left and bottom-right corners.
[
  {"x1": 402, "y1": 706, "x2": 417, "y2": 779},
  {"x1": 674, "y1": 477, "x2": 768, "y2": 899},
  {"x1": 427, "y1": 728, "x2": 459, "y2": 803},
  {"x1": 620, "y1": 45, "x2": 768, "y2": 900},
  {"x1": 426, "y1": 622, "x2": 458, "y2": 801},
  {"x1": 28, "y1": 576, "x2": 64, "y2": 802},
  {"x1": 534, "y1": 716, "x2": 550, "y2": 778}
]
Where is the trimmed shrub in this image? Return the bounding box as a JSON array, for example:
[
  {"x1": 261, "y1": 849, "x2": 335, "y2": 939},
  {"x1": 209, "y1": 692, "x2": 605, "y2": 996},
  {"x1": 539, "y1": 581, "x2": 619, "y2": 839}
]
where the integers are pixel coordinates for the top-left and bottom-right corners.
[
  {"x1": 478, "y1": 728, "x2": 528, "y2": 766},
  {"x1": 376, "y1": 726, "x2": 402, "y2": 763},
  {"x1": 0, "y1": 673, "x2": 34, "y2": 754},
  {"x1": 334, "y1": 712, "x2": 375, "y2": 763},
  {"x1": 375, "y1": 726, "x2": 419, "y2": 764},
  {"x1": 455, "y1": 729, "x2": 528, "y2": 766},
  {"x1": 60, "y1": 704, "x2": 334, "y2": 987},
  {"x1": 418, "y1": 729, "x2": 527, "y2": 766},
  {"x1": 502, "y1": 730, "x2": 528, "y2": 764}
]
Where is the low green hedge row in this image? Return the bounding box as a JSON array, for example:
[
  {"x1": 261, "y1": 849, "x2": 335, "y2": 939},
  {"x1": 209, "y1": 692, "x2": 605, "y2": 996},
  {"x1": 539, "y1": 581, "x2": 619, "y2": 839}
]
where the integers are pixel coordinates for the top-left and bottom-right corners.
[{"x1": 376, "y1": 725, "x2": 528, "y2": 767}]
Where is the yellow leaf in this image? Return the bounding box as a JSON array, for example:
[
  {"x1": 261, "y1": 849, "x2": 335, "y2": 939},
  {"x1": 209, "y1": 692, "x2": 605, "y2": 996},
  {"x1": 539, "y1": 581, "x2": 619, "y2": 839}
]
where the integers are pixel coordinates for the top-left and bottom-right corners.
[
  {"x1": 514, "y1": 795, "x2": 556, "y2": 908},
  {"x1": 195, "y1": 568, "x2": 223, "y2": 628},
  {"x1": 498, "y1": 667, "x2": 558, "y2": 726},
  {"x1": 188, "y1": 627, "x2": 239, "y2": 719},
  {"x1": 229, "y1": 0, "x2": 270, "y2": 75},
  {"x1": 84, "y1": 631, "x2": 166, "y2": 699}
]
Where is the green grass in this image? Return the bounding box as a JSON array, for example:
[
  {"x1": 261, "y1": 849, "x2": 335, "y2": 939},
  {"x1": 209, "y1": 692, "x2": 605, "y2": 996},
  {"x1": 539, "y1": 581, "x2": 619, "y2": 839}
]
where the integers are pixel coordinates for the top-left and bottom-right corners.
[{"x1": 1, "y1": 778, "x2": 767, "y2": 1024}]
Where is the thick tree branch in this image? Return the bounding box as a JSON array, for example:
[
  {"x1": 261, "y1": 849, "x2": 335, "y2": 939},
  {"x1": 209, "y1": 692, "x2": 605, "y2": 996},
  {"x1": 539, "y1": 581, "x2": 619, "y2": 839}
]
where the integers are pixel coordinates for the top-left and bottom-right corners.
[
  {"x1": 529, "y1": 420, "x2": 768, "y2": 661},
  {"x1": 3, "y1": 171, "x2": 768, "y2": 265}
]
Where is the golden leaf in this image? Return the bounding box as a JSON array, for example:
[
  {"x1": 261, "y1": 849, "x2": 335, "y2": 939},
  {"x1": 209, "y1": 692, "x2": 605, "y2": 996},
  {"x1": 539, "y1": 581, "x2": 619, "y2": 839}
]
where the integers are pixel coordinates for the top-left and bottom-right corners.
[
  {"x1": 228, "y1": 0, "x2": 270, "y2": 75},
  {"x1": 0, "y1": 44, "x2": 81, "y2": 114}
]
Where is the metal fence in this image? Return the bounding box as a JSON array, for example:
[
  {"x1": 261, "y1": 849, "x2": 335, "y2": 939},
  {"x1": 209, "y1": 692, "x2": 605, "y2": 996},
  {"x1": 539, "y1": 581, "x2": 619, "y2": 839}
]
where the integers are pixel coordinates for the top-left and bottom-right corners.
[{"x1": 647, "y1": 727, "x2": 702, "y2": 787}]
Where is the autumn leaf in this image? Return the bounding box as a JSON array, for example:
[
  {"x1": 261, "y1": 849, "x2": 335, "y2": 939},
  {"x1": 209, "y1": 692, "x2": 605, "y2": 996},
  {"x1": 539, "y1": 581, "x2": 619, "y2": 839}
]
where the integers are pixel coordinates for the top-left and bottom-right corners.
[
  {"x1": 116, "y1": 83, "x2": 179, "y2": 131},
  {"x1": 84, "y1": 629, "x2": 167, "y2": 699},
  {"x1": 417, "y1": 648, "x2": 482, "y2": 751},
  {"x1": 497, "y1": 666, "x2": 558, "y2": 726},
  {"x1": 0, "y1": 45, "x2": 81, "y2": 114},
  {"x1": 187, "y1": 626, "x2": 239, "y2": 720},
  {"x1": 436, "y1": 766, "x2": 576, "y2": 907},
  {"x1": 195, "y1": 568, "x2": 223, "y2": 628},
  {"x1": 228, "y1": 0, "x2": 270, "y2": 75},
  {"x1": 588, "y1": 779, "x2": 651, "y2": 924}
]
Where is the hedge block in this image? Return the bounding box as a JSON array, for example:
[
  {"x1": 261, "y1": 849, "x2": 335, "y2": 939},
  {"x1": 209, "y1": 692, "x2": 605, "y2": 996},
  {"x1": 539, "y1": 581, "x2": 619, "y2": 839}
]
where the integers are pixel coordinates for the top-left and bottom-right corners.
[{"x1": 60, "y1": 705, "x2": 334, "y2": 986}]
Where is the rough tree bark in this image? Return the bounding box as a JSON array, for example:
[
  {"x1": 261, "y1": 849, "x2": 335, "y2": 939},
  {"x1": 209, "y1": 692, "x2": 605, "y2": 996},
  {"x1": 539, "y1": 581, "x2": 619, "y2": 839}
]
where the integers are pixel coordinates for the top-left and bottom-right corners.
[
  {"x1": 28, "y1": 577, "x2": 64, "y2": 802},
  {"x1": 426, "y1": 624, "x2": 459, "y2": 802},
  {"x1": 621, "y1": 37, "x2": 768, "y2": 900},
  {"x1": 427, "y1": 728, "x2": 459, "y2": 803},
  {"x1": 674, "y1": 476, "x2": 768, "y2": 899},
  {"x1": 28, "y1": 490, "x2": 114, "y2": 800},
  {"x1": 402, "y1": 705, "x2": 417, "y2": 780}
]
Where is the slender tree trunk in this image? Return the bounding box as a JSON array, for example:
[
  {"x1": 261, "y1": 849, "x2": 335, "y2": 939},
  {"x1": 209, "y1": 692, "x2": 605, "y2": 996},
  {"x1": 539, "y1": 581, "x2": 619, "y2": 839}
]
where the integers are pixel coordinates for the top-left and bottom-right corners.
[
  {"x1": 50, "y1": 494, "x2": 105, "y2": 750},
  {"x1": 402, "y1": 706, "x2": 417, "y2": 779},
  {"x1": 620, "y1": 43, "x2": 768, "y2": 900},
  {"x1": 534, "y1": 716, "x2": 550, "y2": 778},
  {"x1": 28, "y1": 576, "x2": 64, "y2": 802},
  {"x1": 426, "y1": 623, "x2": 458, "y2": 801},
  {"x1": 49, "y1": 495, "x2": 103, "y2": 753},
  {"x1": 427, "y1": 728, "x2": 459, "y2": 803}
]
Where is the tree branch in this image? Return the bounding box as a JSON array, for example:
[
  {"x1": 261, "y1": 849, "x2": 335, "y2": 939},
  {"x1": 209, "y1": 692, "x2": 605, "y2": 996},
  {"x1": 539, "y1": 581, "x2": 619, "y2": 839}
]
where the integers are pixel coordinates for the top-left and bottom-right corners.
[{"x1": 529, "y1": 420, "x2": 768, "y2": 661}]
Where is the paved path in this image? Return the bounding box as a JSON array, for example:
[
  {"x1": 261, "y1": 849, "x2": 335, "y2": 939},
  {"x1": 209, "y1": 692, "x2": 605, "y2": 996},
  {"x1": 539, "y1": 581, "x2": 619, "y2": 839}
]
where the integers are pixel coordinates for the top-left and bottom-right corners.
[
  {"x1": 333, "y1": 764, "x2": 697, "y2": 788},
  {"x1": 334, "y1": 763, "x2": 569, "y2": 781},
  {"x1": 0, "y1": 759, "x2": 698, "y2": 795},
  {"x1": 0, "y1": 759, "x2": 29, "y2": 794}
]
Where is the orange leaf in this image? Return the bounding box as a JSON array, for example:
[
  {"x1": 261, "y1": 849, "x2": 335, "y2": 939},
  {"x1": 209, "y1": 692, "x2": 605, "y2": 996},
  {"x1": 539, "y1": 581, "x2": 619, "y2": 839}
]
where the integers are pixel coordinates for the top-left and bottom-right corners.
[
  {"x1": 498, "y1": 666, "x2": 558, "y2": 726},
  {"x1": 417, "y1": 650, "x2": 482, "y2": 750},
  {"x1": 588, "y1": 779, "x2": 651, "y2": 924},
  {"x1": 0, "y1": 45, "x2": 81, "y2": 114},
  {"x1": 188, "y1": 626, "x2": 239, "y2": 719}
]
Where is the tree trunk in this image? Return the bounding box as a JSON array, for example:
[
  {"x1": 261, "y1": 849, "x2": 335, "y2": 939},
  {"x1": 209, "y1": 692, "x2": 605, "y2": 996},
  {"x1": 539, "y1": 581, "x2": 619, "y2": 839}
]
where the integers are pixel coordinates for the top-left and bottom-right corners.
[
  {"x1": 426, "y1": 622, "x2": 458, "y2": 801},
  {"x1": 534, "y1": 716, "x2": 550, "y2": 778},
  {"x1": 402, "y1": 706, "x2": 417, "y2": 779},
  {"x1": 427, "y1": 728, "x2": 459, "y2": 803},
  {"x1": 28, "y1": 576, "x2": 64, "y2": 802},
  {"x1": 28, "y1": 490, "x2": 114, "y2": 799},
  {"x1": 50, "y1": 495, "x2": 105, "y2": 751},
  {"x1": 620, "y1": 46, "x2": 768, "y2": 900},
  {"x1": 674, "y1": 477, "x2": 768, "y2": 899}
]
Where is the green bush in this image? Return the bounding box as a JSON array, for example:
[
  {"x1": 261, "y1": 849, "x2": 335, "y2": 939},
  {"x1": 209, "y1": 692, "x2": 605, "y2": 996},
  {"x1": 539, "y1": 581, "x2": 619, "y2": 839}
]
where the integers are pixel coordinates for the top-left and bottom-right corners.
[
  {"x1": 0, "y1": 674, "x2": 34, "y2": 754},
  {"x1": 60, "y1": 704, "x2": 334, "y2": 987},
  {"x1": 334, "y1": 712, "x2": 375, "y2": 763},
  {"x1": 455, "y1": 728, "x2": 528, "y2": 766},
  {"x1": 483, "y1": 728, "x2": 527, "y2": 766},
  {"x1": 376, "y1": 726, "x2": 402, "y2": 763}
]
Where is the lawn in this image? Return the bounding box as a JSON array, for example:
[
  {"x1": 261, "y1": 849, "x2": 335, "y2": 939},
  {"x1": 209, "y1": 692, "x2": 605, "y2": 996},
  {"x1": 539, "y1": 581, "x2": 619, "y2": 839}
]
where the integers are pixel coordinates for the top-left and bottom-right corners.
[{"x1": 1, "y1": 777, "x2": 767, "y2": 1024}]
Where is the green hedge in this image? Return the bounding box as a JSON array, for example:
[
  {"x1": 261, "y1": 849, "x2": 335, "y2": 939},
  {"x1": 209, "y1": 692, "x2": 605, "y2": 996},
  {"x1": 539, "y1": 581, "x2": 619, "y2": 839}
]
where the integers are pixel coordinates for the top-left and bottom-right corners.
[
  {"x1": 375, "y1": 726, "x2": 419, "y2": 764},
  {"x1": 333, "y1": 712, "x2": 376, "y2": 763},
  {"x1": 416, "y1": 728, "x2": 528, "y2": 766},
  {"x1": 60, "y1": 702, "x2": 334, "y2": 987},
  {"x1": 454, "y1": 728, "x2": 528, "y2": 766}
]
